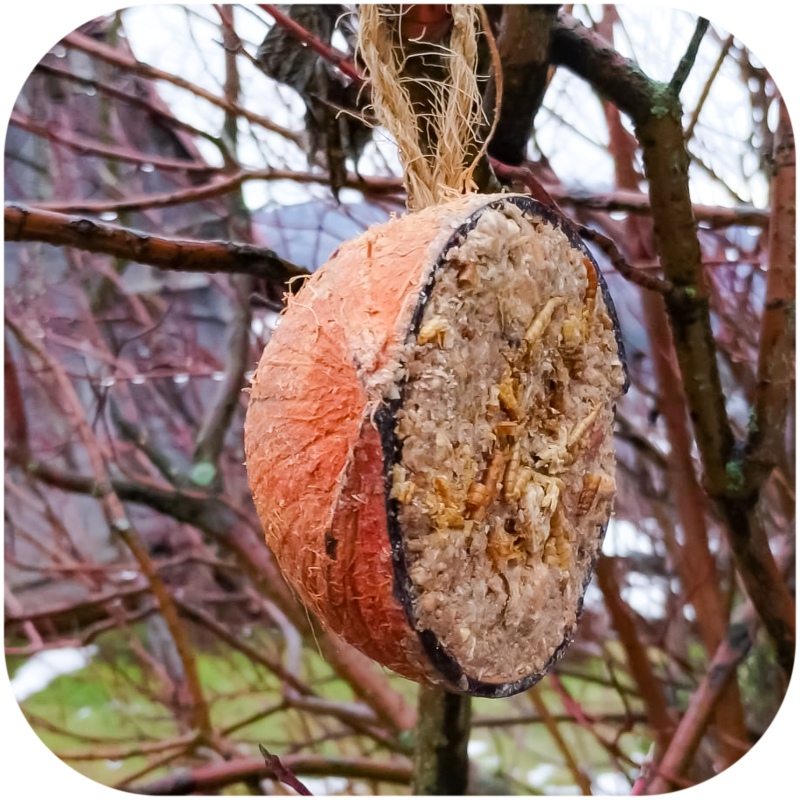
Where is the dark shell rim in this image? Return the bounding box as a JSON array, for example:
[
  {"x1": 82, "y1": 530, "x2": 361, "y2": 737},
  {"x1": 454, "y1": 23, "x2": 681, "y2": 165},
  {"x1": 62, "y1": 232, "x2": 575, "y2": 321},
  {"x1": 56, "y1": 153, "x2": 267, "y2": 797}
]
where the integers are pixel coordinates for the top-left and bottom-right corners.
[{"x1": 374, "y1": 194, "x2": 626, "y2": 698}]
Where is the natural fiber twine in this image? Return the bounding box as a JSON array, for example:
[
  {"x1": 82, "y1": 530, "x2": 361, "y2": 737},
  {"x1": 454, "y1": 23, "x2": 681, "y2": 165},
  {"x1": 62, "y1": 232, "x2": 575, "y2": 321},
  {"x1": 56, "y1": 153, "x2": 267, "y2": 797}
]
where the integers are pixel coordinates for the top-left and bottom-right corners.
[{"x1": 357, "y1": 5, "x2": 491, "y2": 211}]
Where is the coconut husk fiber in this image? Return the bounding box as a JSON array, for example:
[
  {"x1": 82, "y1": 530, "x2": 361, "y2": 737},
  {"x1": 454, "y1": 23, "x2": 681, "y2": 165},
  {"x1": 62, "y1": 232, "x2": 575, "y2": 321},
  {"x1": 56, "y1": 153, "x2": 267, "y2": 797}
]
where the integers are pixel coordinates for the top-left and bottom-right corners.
[{"x1": 244, "y1": 193, "x2": 627, "y2": 696}]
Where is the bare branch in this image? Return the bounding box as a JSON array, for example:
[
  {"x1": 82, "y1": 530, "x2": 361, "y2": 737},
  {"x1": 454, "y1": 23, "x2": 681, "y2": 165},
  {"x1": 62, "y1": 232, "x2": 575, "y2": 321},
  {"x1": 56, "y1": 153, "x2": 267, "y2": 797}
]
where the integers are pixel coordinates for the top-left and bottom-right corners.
[
  {"x1": 6, "y1": 317, "x2": 212, "y2": 736},
  {"x1": 746, "y1": 97, "x2": 795, "y2": 485},
  {"x1": 62, "y1": 30, "x2": 302, "y2": 146},
  {"x1": 669, "y1": 17, "x2": 709, "y2": 95},
  {"x1": 9, "y1": 112, "x2": 214, "y2": 174},
  {"x1": 130, "y1": 753, "x2": 413, "y2": 794},
  {"x1": 578, "y1": 224, "x2": 673, "y2": 294},
  {"x1": 5, "y1": 203, "x2": 307, "y2": 285},
  {"x1": 258, "y1": 4, "x2": 365, "y2": 86},
  {"x1": 647, "y1": 617, "x2": 755, "y2": 793},
  {"x1": 27, "y1": 168, "x2": 402, "y2": 214},
  {"x1": 684, "y1": 34, "x2": 734, "y2": 142}
]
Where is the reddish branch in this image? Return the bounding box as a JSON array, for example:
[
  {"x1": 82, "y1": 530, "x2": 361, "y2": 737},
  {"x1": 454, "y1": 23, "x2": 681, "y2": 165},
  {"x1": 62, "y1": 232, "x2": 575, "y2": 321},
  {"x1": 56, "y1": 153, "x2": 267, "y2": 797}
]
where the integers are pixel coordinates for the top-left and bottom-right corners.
[
  {"x1": 5, "y1": 204, "x2": 307, "y2": 285},
  {"x1": 259, "y1": 745, "x2": 312, "y2": 795},
  {"x1": 6, "y1": 318, "x2": 212, "y2": 737},
  {"x1": 9, "y1": 112, "x2": 213, "y2": 173},
  {"x1": 595, "y1": 556, "x2": 675, "y2": 755},
  {"x1": 646, "y1": 619, "x2": 754, "y2": 794},
  {"x1": 27, "y1": 169, "x2": 402, "y2": 214},
  {"x1": 130, "y1": 753, "x2": 412, "y2": 794},
  {"x1": 259, "y1": 4, "x2": 365, "y2": 86},
  {"x1": 62, "y1": 31, "x2": 302, "y2": 145},
  {"x1": 746, "y1": 97, "x2": 795, "y2": 486}
]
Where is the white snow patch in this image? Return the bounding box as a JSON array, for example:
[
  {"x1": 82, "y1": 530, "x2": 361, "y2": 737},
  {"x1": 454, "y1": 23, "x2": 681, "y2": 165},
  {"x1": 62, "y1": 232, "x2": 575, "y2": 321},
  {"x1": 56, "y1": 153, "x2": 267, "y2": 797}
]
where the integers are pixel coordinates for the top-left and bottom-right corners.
[
  {"x1": 526, "y1": 764, "x2": 556, "y2": 786},
  {"x1": 10, "y1": 646, "x2": 97, "y2": 702},
  {"x1": 592, "y1": 770, "x2": 633, "y2": 795}
]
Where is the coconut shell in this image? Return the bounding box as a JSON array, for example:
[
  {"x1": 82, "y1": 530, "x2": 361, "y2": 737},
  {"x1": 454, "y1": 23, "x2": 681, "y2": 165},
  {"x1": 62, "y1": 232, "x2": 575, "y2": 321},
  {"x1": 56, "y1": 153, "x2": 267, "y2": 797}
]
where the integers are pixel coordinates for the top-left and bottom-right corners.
[{"x1": 245, "y1": 193, "x2": 627, "y2": 697}]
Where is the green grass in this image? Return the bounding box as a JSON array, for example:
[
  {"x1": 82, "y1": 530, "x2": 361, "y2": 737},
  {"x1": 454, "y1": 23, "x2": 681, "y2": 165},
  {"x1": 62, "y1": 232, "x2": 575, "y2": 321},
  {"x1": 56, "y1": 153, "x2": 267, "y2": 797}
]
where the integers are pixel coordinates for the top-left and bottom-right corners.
[{"x1": 8, "y1": 626, "x2": 651, "y2": 794}]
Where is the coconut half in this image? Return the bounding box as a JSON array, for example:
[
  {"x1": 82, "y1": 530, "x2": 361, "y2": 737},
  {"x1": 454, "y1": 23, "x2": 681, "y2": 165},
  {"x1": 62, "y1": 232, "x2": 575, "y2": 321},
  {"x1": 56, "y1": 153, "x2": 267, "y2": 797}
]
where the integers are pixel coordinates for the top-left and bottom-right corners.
[{"x1": 245, "y1": 194, "x2": 627, "y2": 697}]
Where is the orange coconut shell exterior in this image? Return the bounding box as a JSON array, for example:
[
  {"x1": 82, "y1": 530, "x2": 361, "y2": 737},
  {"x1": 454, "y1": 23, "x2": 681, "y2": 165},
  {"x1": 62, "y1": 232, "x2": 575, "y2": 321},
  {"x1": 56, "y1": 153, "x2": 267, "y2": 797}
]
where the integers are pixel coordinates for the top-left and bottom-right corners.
[{"x1": 245, "y1": 194, "x2": 499, "y2": 685}]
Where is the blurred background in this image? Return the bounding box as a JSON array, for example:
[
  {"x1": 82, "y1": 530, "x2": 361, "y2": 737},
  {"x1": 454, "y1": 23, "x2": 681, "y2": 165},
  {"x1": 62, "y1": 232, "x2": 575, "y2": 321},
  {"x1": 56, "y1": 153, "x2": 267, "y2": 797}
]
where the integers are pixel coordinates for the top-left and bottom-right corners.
[{"x1": 3, "y1": 4, "x2": 794, "y2": 795}]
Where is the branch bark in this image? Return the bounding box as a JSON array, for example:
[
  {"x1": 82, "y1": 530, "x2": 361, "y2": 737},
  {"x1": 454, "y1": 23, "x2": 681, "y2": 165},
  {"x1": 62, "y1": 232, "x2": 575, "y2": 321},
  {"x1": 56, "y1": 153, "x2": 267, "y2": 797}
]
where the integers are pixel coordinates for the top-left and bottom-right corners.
[
  {"x1": 412, "y1": 683, "x2": 472, "y2": 795},
  {"x1": 485, "y1": 5, "x2": 558, "y2": 166},
  {"x1": 646, "y1": 617, "x2": 755, "y2": 794},
  {"x1": 595, "y1": 556, "x2": 676, "y2": 756},
  {"x1": 5, "y1": 203, "x2": 307, "y2": 285},
  {"x1": 62, "y1": 30, "x2": 301, "y2": 145},
  {"x1": 129, "y1": 753, "x2": 412, "y2": 795},
  {"x1": 552, "y1": 9, "x2": 795, "y2": 679}
]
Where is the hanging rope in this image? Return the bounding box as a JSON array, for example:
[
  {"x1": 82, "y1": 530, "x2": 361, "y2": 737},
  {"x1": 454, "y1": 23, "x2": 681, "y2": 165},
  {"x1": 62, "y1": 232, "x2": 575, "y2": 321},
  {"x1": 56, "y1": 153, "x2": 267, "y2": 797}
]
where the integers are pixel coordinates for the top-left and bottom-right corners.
[{"x1": 357, "y1": 5, "x2": 495, "y2": 211}]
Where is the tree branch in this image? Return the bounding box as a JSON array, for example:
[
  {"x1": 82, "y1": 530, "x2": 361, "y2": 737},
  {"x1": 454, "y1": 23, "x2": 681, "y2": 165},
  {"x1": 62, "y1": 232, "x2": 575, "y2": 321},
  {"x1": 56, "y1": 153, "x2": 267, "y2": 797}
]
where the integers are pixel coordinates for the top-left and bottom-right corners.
[
  {"x1": 412, "y1": 683, "x2": 471, "y2": 795},
  {"x1": 9, "y1": 112, "x2": 214, "y2": 174},
  {"x1": 485, "y1": 5, "x2": 558, "y2": 166},
  {"x1": 258, "y1": 4, "x2": 364, "y2": 85},
  {"x1": 62, "y1": 30, "x2": 302, "y2": 145},
  {"x1": 5, "y1": 203, "x2": 307, "y2": 285},
  {"x1": 646, "y1": 616, "x2": 755, "y2": 793},
  {"x1": 669, "y1": 17, "x2": 709, "y2": 95},
  {"x1": 746, "y1": 97, "x2": 795, "y2": 487},
  {"x1": 552, "y1": 9, "x2": 795, "y2": 678},
  {"x1": 129, "y1": 753, "x2": 412, "y2": 795}
]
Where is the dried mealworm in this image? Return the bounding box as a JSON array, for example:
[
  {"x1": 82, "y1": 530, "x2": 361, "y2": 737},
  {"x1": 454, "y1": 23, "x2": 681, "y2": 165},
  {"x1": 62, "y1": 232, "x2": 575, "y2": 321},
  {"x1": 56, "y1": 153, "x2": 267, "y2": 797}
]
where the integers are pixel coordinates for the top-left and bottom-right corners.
[
  {"x1": 567, "y1": 403, "x2": 602, "y2": 451},
  {"x1": 582, "y1": 257, "x2": 598, "y2": 338},
  {"x1": 524, "y1": 297, "x2": 565, "y2": 347},
  {"x1": 465, "y1": 446, "x2": 506, "y2": 520},
  {"x1": 577, "y1": 472, "x2": 616, "y2": 515},
  {"x1": 418, "y1": 316, "x2": 451, "y2": 346}
]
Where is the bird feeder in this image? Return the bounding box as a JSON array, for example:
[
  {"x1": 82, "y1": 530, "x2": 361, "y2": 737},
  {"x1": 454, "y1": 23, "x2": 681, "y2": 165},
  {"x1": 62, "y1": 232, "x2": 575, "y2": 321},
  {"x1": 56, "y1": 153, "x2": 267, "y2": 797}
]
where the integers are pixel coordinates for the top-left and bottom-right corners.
[{"x1": 245, "y1": 193, "x2": 627, "y2": 697}]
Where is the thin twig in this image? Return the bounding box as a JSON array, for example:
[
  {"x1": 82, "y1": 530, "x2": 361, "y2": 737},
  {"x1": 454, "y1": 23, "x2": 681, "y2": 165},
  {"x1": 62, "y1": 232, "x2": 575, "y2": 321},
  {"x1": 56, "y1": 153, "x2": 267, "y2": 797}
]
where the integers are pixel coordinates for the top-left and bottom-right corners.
[
  {"x1": 259, "y1": 745, "x2": 313, "y2": 796},
  {"x1": 684, "y1": 34, "x2": 734, "y2": 141},
  {"x1": 9, "y1": 112, "x2": 214, "y2": 174},
  {"x1": 646, "y1": 618, "x2": 754, "y2": 793},
  {"x1": 28, "y1": 168, "x2": 401, "y2": 214},
  {"x1": 258, "y1": 4, "x2": 365, "y2": 86},
  {"x1": 6, "y1": 317, "x2": 212, "y2": 738},
  {"x1": 669, "y1": 17, "x2": 709, "y2": 95},
  {"x1": 528, "y1": 687, "x2": 593, "y2": 795},
  {"x1": 578, "y1": 224, "x2": 673, "y2": 294},
  {"x1": 62, "y1": 30, "x2": 302, "y2": 145}
]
